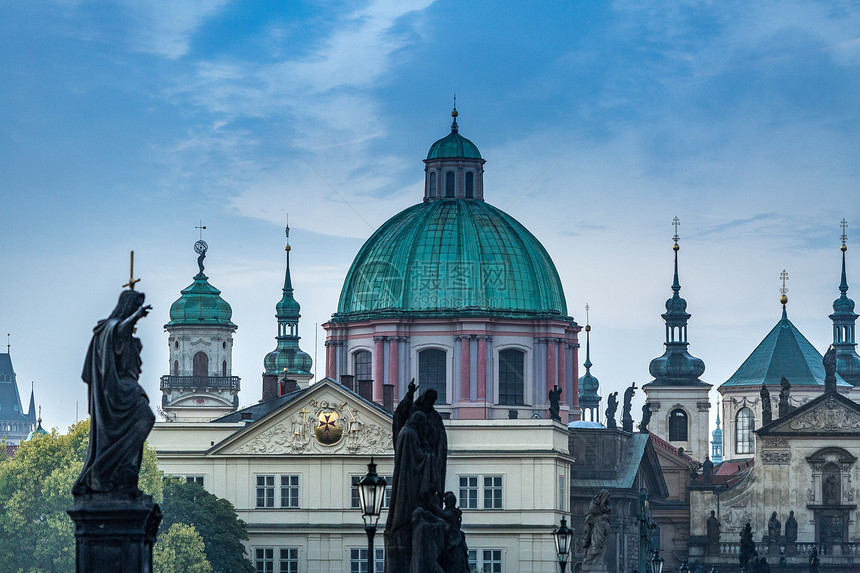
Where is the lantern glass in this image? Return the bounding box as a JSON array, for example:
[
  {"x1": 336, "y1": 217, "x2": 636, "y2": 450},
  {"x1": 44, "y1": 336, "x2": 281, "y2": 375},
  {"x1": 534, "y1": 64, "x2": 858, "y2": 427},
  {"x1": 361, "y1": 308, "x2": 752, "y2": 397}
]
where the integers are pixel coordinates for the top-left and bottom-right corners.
[
  {"x1": 358, "y1": 458, "x2": 387, "y2": 528},
  {"x1": 651, "y1": 551, "x2": 664, "y2": 573},
  {"x1": 554, "y1": 517, "x2": 573, "y2": 564}
]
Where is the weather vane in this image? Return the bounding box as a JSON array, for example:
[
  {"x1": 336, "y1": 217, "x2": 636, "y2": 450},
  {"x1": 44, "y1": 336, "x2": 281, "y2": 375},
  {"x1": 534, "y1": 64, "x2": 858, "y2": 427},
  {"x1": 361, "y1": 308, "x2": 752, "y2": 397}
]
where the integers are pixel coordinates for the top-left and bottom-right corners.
[
  {"x1": 780, "y1": 269, "x2": 789, "y2": 306},
  {"x1": 194, "y1": 221, "x2": 208, "y2": 275},
  {"x1": 841, "y1": 218, "x2": 848, "y2": 251},
  {"x1": 122, "y1": 251, "x2": 140, "y2": 290}
]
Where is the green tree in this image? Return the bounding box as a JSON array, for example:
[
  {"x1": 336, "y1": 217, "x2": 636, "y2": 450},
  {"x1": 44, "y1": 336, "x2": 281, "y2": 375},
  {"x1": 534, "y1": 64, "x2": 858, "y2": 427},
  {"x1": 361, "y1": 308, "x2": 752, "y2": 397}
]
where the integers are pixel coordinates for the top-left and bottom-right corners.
[
  {"x1": 160, "y1": 480, "x2": 255, "y2": 573},
  {"x1": 0, "y1": 419, "x2": 162, "y2": 573},
  {"x1": 154, "y1": 523, "x2": 213, "y2": 573}
]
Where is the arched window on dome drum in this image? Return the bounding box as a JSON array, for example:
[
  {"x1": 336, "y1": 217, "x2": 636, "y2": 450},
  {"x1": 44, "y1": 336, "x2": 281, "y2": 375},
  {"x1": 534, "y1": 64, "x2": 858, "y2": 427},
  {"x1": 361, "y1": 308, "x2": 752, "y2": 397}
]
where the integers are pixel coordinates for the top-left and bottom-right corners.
[
  {"x1": 193, "y1": 352, "x2": 209, "y2": 380},
  {"x1": 445, "y1": 171, "x2": 455, "y2": 198},
  {"x1": 668, "y1": 409, "x2": 688, "y2": 441},
  {"x1": 419, "y1": 349, "x2": 447, "y2": 404},
  {"x1": 173, "y1": 361, "x2": 179, "y2": 376},
  {"x1": 498, "y1": 349, "x2": 525, "y2": 405},
  {"x1": 429, "y1": 172, "x2": 436, "y2": 197},
  {"x1": 465, "y1": 172, "x2": 474, "y2": 198},
  {"x1": 736, "y1": 407, "x2": 754, "y2": 454},
  {"x1": 354, "y1": 350, "x2": 372, "y2": 383}
]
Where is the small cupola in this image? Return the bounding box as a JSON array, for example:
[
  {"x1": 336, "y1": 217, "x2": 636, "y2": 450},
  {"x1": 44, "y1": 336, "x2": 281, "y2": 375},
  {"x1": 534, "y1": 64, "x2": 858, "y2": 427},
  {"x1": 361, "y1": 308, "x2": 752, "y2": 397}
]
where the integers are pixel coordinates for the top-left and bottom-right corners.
[{"x1": 423, "y1": 102, "x2": 486, "y2": 202}]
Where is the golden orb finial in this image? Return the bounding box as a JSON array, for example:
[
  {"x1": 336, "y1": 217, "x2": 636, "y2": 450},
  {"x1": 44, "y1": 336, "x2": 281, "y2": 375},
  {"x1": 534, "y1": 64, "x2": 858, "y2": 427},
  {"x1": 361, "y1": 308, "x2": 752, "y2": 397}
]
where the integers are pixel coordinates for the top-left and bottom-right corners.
[
  {"x1": 780, "y1": 294, "x2": 788, "y2": 305},
  {"x1": 585, "y1": 324, "x2": 591, "y2": 332}
]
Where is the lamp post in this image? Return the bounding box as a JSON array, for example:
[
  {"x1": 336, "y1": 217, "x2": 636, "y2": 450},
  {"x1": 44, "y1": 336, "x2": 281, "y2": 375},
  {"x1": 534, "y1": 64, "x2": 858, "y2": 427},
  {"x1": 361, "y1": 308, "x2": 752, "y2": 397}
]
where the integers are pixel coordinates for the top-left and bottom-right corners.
[
  {"x1": 358, "y1": 457, "x2": 387, "y2": 573},
  {"x1": 650, "y1": 549, "x2": 664, "y2": 573},
  {"x1": 553, "y1": 516, "x2": 574, "y2": 573},
  {"x1": 678, "y1": 558, "x2": 690, "y2": 573}
]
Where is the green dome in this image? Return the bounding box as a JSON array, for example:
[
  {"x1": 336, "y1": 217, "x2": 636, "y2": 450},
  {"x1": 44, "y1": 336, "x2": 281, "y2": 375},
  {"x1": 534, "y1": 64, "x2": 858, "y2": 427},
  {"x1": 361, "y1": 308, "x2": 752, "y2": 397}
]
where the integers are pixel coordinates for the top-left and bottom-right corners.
[
  {"x1": 25, "y1": 422, "x2": 47, "y2": 441},
  {"x1": 166, "y1": 273, "x2": 236, "y2": 327},
  {"x1": 427, "y1": 131, "x2": 482, "y2": 160},
  {"x1": 333, "y1": 200, "x2": 569, "y2": 321},
  {"x1": 264, "y1": 347, "x2": 312, "y2": 378}
]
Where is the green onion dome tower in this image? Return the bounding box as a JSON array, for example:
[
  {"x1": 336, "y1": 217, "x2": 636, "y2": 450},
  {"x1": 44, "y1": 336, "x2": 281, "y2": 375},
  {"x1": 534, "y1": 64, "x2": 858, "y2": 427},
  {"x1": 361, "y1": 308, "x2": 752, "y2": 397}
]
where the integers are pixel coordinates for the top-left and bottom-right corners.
[
  {"x1": 643, "y1": 219, "x2": 712, "y2": 459},
  {"x1": 161, "y1": 238, "x2": 240, "y2": 422},
  {"x1": 831, "y1": 219, "x2": 860, "y2": 386},
  {"x1": 262, "y1": 224, "x2": 313, "y2": 400},
  {"x1": 578, "y1": 306, "x2": 601, "y2": 423},
  {"x1": 324, "y1": 107, "x2": 581, "y2": 421}
]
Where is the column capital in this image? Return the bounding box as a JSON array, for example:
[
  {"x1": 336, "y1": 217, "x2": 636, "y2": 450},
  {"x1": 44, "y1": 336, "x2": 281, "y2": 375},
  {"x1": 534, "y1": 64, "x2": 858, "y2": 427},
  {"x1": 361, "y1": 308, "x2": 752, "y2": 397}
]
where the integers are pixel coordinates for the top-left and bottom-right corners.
[
  {"x1": 373, "y1": 336, "x2": 387, "y2": 343},
  {"x1": 455, "y1": 334, "x2": 473, "y2": 341},
  {"x1": 476, "y1": 335, "x2": 493, "y2": 342}
]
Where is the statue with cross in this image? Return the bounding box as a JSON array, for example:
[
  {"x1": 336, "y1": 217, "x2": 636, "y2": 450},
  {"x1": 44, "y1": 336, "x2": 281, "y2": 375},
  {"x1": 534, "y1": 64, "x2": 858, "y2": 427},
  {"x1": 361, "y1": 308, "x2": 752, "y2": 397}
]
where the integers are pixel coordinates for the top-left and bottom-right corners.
[{"x1": 73, "y1": 251, "x2": 155, "y2": 497}]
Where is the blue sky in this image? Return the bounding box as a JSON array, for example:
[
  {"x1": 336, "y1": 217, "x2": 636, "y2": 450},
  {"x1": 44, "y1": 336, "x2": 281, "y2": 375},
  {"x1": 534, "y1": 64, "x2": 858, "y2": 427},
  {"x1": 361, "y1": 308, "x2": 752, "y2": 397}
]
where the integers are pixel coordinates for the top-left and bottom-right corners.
[{"x1": 1, "y1": 1, "x2": 858, "y2": 432}]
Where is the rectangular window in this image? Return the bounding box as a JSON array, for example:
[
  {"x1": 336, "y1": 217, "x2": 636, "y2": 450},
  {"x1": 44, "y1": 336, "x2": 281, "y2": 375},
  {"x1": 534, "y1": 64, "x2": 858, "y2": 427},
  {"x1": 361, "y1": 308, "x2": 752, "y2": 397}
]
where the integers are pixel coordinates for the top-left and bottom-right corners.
[
  {"x1": 350, "y1": 475, "x2": 393, "y2": 509},
  {"x1": 279, "y1": 548, "x2": 299, "y2": 573},
  {"x1": 255, "y1": 547, "x2": 274, "y2": 573},
  {"x1": 558, "y1": 474, "x2": 565, "y2": 511},
  {"x1": 459, "y1": 476, "x2": 479, "y2": 509},
  {"x1": 280, "y1": 475, "x2": 300, "y2": 508},
  {"x1": 186, "y1": 475, "x2": 205, "y2": 487},
  {"x1": 498, "y1": 349, "x2": 525, "y2": 405},
  {"x1": 354, "y1": 351, "x2": 372, "y2": 382},
  {"x1": 468, "y1": 549, "x2": 503, "y2": 573},
  {"x1": 483, "y1": 476, "x2": 503, "y2": 509},
  {"x1": 349, "y1": 547, "x2": 385, "y2": 573},
  {"x1": 256, "y1": 475, "x2": 275, "y2": 508}
]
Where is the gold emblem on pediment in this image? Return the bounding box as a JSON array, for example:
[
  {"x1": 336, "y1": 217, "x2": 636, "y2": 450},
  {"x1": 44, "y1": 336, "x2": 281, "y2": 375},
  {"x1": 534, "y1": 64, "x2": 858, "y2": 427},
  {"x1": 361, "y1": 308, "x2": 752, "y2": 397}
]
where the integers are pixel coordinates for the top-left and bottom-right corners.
[{"x1": 314, "y1": 408, "x2": 344, "y2": 445}]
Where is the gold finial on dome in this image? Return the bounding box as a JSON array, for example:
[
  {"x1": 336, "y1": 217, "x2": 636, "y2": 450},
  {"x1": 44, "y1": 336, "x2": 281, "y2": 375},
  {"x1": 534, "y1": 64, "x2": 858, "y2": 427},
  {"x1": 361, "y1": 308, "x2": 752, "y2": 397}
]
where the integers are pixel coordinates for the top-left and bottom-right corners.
[
  {"x1": 285, "y1": 215, "x2": 291, "y2": 252},
  {"x1": 780, "y1": 269, "x2": 789, "y2": 306},
  {"x1": 584, "y1": 303, "x2": 591, "y2": 332},
  {"x1": 450, "y1": 94, "x2": 459, "y2": 132},
  {"x1": 841, "y1": 218, "x2": 848, "y2": 252}
]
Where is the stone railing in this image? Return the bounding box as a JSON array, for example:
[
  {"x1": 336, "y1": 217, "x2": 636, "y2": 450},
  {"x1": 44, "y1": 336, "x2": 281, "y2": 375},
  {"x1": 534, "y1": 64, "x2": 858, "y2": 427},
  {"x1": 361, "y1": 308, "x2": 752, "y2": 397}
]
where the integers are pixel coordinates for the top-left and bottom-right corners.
[
  {"x1": 160, "y1": 375, "x2": 240, "y2": 391},
  {"x1": 719, "y1": 541, "x2": 860, "y2": 558}
]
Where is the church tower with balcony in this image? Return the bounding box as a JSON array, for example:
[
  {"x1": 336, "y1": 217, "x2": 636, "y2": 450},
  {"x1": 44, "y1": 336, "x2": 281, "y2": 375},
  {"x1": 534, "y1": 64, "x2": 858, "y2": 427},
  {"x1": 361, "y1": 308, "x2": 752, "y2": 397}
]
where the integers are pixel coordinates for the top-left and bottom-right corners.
[{"x1": 160, "y1": 237, "x2": 240, "y2": 422}]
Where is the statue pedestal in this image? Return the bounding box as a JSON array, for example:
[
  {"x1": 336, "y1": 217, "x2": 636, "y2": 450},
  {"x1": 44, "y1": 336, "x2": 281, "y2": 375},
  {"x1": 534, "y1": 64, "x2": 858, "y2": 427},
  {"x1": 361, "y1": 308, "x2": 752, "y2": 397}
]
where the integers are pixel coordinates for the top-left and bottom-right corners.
[
  {"x1": 67, "y1": 494, "x2": 161, "y2": 573},
  {"x1": 581, "y1": 560, "x2": 610, "y2": 573}
]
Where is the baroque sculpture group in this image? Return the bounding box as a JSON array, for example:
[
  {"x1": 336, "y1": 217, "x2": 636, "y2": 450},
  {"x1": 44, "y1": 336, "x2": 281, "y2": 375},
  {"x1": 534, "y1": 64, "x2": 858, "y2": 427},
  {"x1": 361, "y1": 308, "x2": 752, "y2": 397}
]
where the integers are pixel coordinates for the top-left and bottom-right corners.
[{"x1": 386, "y1": 380, "x2": 470, "y2": 572}]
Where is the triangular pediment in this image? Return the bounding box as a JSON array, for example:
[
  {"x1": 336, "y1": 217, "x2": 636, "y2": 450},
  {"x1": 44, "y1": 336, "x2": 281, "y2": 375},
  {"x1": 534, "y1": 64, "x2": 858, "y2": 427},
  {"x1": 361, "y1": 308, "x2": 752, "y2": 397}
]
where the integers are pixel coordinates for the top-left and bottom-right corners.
[
  {"x1": 211, "y1": 379, "x2": 394, "y2": 456},
  {"x1": 758, "y1": 392, "x2": 860, "y2": 436}
]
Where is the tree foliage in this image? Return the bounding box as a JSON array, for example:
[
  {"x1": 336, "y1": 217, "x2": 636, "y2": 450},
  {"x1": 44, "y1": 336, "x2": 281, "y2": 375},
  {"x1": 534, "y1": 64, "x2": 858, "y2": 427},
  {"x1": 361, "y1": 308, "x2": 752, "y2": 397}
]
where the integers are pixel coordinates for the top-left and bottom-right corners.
[
  {"x1": 160, "y1": 479, "x2": 255, "y2": 573},
  {"x1": 0, "y1": 419, "x2": 162, "y2": 573},
  {"x1": 154, "y1": 523, "x2": 213, "y2": 573}
]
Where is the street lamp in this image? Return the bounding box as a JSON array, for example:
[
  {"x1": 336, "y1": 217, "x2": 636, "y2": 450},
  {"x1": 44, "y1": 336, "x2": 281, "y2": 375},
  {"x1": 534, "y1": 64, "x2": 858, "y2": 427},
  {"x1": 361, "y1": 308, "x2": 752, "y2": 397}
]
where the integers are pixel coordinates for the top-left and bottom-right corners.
[
  {"x1": 650, "y1": 549, "x2": 664, "y2": 573},
  {"x1": 358, "y1": 457, "x2": 387, "y2": 573},
  {"x1": 678, "y1": 559, "x2": 690, "y2": 573},
  {"x1": 553, "y1": 516, "x2": 574, "y2": 573}
]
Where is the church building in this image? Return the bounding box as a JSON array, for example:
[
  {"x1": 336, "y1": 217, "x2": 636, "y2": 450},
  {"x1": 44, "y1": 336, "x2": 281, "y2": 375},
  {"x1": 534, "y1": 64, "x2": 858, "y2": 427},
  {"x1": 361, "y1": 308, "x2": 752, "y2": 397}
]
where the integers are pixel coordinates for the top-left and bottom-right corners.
[{"x1": 0, "y1": 347, "x2": 36, "y2": 445}]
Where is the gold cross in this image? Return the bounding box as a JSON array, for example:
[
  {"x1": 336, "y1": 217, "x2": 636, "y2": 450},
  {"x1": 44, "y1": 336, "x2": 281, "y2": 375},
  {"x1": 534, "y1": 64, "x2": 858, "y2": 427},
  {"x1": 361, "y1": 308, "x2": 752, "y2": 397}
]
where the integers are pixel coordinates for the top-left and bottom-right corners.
[
  {"x1": 780, "y1": 269, "x2": 789, "y2": 297},
  {"x1": 672, "y1": 216, "x2": 680, "y2": 244},
  {"x1": 123, "y1": 251, "x2": 140, "y2": 290},
  {"x1": 841, "y1": 218, "x2": 848, "y2": 246}
]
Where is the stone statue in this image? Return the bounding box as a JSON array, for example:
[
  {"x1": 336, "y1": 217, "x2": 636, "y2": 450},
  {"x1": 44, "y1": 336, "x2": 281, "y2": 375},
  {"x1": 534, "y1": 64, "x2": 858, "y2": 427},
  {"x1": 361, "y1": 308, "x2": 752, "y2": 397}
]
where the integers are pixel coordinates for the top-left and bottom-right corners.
[
  {"x1": 760, "y1": 383, "x2": 772, "y2": 425},
  {"x1": 823, "y1": 474, "x2": 838, "y2": 505},
  {"x1": 785, "y1": 511, "x2": 798, "y2": 545},
  {"x1": 824, "y1": 345, "x2": 837, "y2": 393},
  {"x1": 706, "y1": 510, "x2": 720, "y2": 545},
  {"x1": 548, "y1": 385, "x2": 563, "y2": 422},
  {"x1": 581, "y1": 489, "x2": 611, "y2": 566},
  {"x1": 640, "y1": 403, "x2": 652, "y2": 433},
  {"x1": 767, "y1": 512, "x2": 781, "y2": 544},
  {"x1": 739, "y1": 522, "x2": 757, "y2": 570},
  {"x1": 605, "y1": 392, "x2": 618, "y2": 429},
  {"x1": 809, "y1": 547, "x2": 819, "y2": 573},
  {"x1": 386, "y1": 380, "x2": 451, "y2": 573},
  {"x1": 622, "y1": 383, "x2": 636, "y2": 432},
  {"x1": 778, "y1": 377, "x2": 794, "y2": 417},
  {"x1": 438, "y1": 492, "x2": 470, "y2": 573},
  {"x1": 73, "y1": 290, "x2": 155, "y2": 497},
  {"x1": 702, "y1": 456, "x2": 714, "y2": 486}
]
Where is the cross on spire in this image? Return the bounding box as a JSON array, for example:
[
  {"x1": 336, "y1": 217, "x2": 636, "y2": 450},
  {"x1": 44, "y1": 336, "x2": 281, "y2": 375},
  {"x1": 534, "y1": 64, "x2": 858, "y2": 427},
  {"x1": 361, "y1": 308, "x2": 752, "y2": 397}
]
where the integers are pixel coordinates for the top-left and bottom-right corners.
[
  {"x1": 780, "y1": 270, "x2": 789, "y2": 296},
  {"x1": 672, "y1": 216, "x2": 680, "y2": 244},
  {"x1": 841, "y1": 218, "x2": 848, "y2": 248},
  {"x1": 285, "y1": 214, "x2": 291, "y2": 252},
  {"x1": 122, "y1": 251, "x2": 140, "y2": 290},
  {"x1": 6, "y1": 333, "x2": 9, "y2": 353}
]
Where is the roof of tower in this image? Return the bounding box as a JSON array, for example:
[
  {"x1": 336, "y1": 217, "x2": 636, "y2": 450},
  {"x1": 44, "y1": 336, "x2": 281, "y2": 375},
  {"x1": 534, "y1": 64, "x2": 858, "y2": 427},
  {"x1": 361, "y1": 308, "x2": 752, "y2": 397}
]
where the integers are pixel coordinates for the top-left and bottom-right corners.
[
  {"x1": 720, "y1": 307, "x2": 851, "y2": 389},
  {"x1": 0, "y1": 353, "x2": 30, "y2": 424},
  {"x1": 711, "y1": 409, "x2": 722, "y2": 441},
  {"x1": 166, "y1": 242, "x2": 235, "y2": 328},
  {"x1": 579, "y1": 321, "x2": 600, "y2": 400},
  {"x1": 265, "y1": 227, "x2": 312, "y2": 378},
  {"x1": 426, "y1": 107, "x2": 483, "y2": 160},
  {"x1": 645, "y1": 229, "x2": 709, "y2": 387}
]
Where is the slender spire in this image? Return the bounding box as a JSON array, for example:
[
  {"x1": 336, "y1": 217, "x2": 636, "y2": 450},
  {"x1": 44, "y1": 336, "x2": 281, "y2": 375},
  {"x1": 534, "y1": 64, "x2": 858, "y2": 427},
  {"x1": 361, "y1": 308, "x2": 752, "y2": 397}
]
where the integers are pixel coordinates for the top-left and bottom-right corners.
[
  {"x1": 672, "y1": 216, "x2": 681, "y2": 294},
  {"x1": 780, "y1": 269, "x2": 789, "y2": 319},
  {"x1": 27, "y1": 382, "x2": 36, "y2": 422},
  {"x1": 830, "y1": 219, "x2": 859, "y2": 385},
  {"x1": 451, "y1": 94, "x2": 459, "y2": 133},
  {"x1": 840, "y1": 218, "x2": 849, "y2": 295},
  {"x1": 583, "y1": 303, "x2": 592, "y2": 371},
  {"x1": 284, "y1": 218, "x2": 293, "y2": 292}
]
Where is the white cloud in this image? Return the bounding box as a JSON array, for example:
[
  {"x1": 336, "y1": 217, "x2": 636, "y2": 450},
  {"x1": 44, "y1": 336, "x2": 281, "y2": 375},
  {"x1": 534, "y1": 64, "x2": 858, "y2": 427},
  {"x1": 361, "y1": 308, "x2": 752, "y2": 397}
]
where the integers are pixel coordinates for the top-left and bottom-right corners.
[{"x1": 123, "y1": 0, "x2": 228, "y2": 59}]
